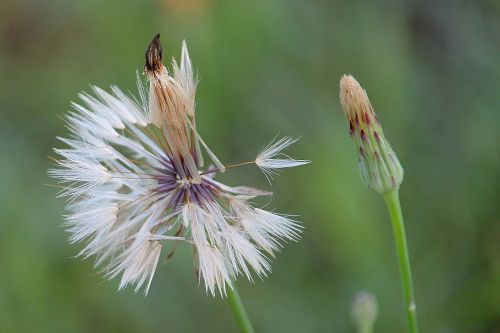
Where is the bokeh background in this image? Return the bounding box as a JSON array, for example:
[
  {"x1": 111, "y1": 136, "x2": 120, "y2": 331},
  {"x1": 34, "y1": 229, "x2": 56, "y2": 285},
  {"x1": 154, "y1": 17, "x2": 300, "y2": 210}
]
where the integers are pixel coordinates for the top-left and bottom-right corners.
[{"x1": 0, "y1": 0, "x2": 499, "y2": 332}]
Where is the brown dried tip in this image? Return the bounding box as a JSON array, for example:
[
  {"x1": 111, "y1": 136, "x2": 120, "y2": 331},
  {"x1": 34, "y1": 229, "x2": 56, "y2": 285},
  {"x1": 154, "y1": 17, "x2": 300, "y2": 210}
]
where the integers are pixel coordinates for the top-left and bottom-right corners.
[
  {"x1": 339, "y1": 75, "x2": 372, "y2": 122},
  {"x1": 145, "y1": 33, "x2": 164, "y2": 72}
]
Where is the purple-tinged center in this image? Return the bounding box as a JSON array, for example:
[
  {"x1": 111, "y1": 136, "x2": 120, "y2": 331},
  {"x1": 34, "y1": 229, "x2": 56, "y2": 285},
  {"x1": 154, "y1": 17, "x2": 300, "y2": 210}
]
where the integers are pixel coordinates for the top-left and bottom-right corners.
[{"x1": 154, "y1": 156, "x2": 220, "y2": 208}]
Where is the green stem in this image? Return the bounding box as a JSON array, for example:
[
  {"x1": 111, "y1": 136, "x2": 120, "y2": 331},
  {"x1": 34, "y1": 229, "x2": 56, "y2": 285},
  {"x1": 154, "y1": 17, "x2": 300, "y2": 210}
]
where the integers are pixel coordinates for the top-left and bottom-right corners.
[
  {"x1": 383, "y1": 189, "x2": 419, "y2": 333},
  {"x1": 359, "y1": 322, "x2": 374, "y2": 333},
  {"x1": 226, "y1": 285, "x2": 255, "y2": 333}
]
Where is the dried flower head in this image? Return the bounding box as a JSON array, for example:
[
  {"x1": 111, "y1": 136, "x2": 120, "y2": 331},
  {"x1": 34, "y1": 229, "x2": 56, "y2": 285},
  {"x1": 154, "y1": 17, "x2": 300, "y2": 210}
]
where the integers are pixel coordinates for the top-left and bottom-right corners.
[
  {"x1": 339, "y1": 75, "x2": 403, "y2": 194},
  {"x1": 49, "y1": 34, "x2": 309, "y2": 296}
]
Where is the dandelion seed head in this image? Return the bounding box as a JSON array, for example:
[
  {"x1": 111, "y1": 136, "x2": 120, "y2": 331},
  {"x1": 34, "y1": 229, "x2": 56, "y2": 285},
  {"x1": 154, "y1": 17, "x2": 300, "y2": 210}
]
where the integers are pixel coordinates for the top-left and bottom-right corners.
[{"x1": 49, "y1": 34, "x2": 308, "y2": 296}]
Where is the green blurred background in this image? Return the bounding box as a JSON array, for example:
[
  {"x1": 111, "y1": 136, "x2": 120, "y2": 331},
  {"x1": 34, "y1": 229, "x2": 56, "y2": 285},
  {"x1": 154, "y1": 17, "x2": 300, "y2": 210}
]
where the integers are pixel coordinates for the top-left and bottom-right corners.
[{"x1": 0, "y1": 0, "x2": 499, "y2": 332}]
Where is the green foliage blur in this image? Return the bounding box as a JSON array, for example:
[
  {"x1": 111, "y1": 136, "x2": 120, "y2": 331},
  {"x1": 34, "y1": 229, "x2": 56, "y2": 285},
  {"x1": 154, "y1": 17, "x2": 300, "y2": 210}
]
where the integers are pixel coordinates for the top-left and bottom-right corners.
[{"x1": 0, "y1": 0, "x2": 498, "y2": 332}]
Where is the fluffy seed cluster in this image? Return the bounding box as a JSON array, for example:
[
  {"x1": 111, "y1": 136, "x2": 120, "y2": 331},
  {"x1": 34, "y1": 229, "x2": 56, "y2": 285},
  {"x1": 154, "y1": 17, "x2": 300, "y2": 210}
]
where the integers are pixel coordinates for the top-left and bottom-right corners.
[
  {"x1": 49, "y1": 34, "x2": 309, "y2": 296},
  {"x1": 339, "y1": 75, "x2": 403, "y2": 194}
]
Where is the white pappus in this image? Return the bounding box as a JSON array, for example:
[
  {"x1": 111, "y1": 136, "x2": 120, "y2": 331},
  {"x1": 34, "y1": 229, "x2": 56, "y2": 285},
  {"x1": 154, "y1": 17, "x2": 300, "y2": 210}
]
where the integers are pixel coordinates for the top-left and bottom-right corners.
[{"x1": 49, "y1": 34, "x2": 310, "y2": 296}]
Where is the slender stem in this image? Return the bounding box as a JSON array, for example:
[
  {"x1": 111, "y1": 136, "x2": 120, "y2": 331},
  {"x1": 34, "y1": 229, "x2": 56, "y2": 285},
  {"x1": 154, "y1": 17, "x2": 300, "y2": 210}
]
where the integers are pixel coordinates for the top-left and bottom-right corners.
[
  {"x1": 226, "y1": 285, "x2": 255, "y2": 333},
  {"x1": 225, "y1": 161, "x2": 255, "y2": 169},
  {"x1": 201, "y1": 161, "x2": 255, "y2": 176},
  {"x1": 361, "y1": 324, "x2": 373, "y2": 333},
  {"x1": 383, "y1": 189, "x2": 419, "y2": 333}
]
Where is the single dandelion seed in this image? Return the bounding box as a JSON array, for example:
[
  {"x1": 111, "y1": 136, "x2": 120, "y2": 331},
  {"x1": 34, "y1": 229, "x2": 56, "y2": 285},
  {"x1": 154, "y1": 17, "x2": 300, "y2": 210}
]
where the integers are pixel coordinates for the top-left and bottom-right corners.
[
  {"x1": 49, "y1": 33, "x2": 309, "y2": 297},
  {"x1": 255, "y1": 136, "x2": 310, "y2": 182}
]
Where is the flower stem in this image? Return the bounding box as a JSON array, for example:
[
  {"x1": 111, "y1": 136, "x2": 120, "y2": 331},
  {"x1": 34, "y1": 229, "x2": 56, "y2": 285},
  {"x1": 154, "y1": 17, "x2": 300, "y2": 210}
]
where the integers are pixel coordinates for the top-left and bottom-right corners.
[
  {"x1": 226, "y1": 285, "x2": 255, "y2": 333},
  {"x1": 383, "y1": 189, "x2": 419, "y2": 333}
]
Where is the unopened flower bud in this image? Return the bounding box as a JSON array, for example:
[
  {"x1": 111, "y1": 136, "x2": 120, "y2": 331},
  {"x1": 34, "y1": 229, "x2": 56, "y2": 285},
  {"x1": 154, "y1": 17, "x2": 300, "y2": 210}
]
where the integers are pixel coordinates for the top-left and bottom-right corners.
[
  {"x1": 351, "y1": 291, "x2": 378, "y2": 333},
  {"x1": 339, "y1": 75, "x2": 403, "y2": 194}
]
